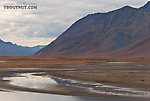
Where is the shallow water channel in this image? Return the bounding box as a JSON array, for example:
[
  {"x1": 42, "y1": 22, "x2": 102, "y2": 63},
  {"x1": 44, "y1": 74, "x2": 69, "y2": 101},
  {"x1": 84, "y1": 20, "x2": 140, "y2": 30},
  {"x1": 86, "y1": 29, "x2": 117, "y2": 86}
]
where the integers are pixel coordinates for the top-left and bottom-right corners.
[
  {"x1": 0, "y1": 68, "x2": 149, "y2": 101},
  {"x1": 3, "y1": 72, "x2": 57, "y2": 89}
]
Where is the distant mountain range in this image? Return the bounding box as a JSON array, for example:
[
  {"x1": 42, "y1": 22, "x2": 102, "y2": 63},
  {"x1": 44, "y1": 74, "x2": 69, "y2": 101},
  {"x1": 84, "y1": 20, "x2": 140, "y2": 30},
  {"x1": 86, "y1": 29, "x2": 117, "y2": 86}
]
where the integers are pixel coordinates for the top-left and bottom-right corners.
[
  {"x1": 0, "y1": 39, "x2": 45, "y2": 56},
  {"x1": 18, "y1": 45, "x2": 45, "y2": 55},
  {"x1": 35, "y1": 1, "x2": 150, "y2": 58}
]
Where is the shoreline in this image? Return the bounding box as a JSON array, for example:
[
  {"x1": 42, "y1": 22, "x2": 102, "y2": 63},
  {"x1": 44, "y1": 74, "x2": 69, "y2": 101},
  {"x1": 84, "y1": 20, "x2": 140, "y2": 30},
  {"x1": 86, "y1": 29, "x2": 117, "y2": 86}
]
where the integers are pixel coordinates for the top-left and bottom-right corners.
[
  {"x1": 0, "y1": 56, "x2": 150, "y2": 99},
  {"x1": 0, "y1": 65, "x2": 150, "y2": 99}
]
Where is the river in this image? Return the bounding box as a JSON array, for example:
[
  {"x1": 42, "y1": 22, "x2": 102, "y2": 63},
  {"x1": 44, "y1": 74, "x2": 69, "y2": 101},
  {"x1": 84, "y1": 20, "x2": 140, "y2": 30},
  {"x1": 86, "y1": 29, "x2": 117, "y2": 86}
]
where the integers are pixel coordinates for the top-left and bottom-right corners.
[{"x1": 0, "y1": 67, "x2": 149, "y2": 101}]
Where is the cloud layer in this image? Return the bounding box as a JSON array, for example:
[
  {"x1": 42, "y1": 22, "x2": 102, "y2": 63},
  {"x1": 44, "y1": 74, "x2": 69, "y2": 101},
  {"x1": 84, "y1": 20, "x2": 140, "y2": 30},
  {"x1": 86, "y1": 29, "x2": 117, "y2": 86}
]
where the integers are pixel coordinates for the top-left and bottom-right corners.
[{"x1": 0, "y1": 0, "x2": 149, "y2": 46}]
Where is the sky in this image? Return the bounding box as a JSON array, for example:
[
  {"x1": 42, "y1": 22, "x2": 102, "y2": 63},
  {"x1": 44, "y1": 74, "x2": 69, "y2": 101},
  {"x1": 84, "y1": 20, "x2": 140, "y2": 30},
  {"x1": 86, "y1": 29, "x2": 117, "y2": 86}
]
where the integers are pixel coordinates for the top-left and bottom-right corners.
[{"x1": 0, "y1": 0, "x2": 149, "y2": 47}]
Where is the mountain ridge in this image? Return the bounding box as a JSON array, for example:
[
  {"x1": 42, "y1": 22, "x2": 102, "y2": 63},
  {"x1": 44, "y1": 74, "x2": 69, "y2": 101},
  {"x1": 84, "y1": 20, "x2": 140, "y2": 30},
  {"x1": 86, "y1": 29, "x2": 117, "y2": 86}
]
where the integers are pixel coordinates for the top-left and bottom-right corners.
[
  {"x1": 35, "y1": 1, "x2": 150, "y2": 57},
  {"x1": 0, "y1": 39, "x2": 45, "y2": 56}
]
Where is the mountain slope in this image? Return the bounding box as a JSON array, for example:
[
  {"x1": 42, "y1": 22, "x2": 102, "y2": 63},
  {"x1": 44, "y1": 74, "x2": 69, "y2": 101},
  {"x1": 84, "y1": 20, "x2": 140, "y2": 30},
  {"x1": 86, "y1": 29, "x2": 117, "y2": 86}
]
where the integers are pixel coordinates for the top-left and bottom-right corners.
[
  {"x1": 21, "y1": 45, "x2": 45, "y2": 55},
  {"x1": 0, "y1": 39, "x2": 29, "y2": 56},
  {"x1": 0, "y1": 39, "x2": 45, "y2": 56},
  {"x1": 35, "y1": 2, "x2": 150, "y2": 58}
]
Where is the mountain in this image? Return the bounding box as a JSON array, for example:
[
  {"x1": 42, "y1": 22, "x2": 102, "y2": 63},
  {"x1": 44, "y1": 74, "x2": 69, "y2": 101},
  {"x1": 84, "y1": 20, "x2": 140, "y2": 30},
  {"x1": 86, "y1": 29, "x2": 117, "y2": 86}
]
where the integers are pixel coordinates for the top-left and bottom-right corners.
[
  {"x1": 0, "y1": 39, "x2": 29, "y2": 56},
  {"x1": 20, "y1": 45, "x2": 45, "y2": 55},
  {"x1": 35, "y1": 1, "x2": 150, "y2": 58},
  {"x1": 0, "y1": 39, "x2": 45, "y2": 56}
]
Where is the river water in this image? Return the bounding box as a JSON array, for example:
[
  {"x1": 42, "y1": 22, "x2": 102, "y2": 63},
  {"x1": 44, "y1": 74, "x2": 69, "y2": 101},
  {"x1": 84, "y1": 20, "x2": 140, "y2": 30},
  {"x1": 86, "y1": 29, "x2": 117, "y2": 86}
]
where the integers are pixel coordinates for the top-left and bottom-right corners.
[
  {"x1": 1, "y1": 91, "x2": 149, "y2": 101},
  {"x1": 0, "y1": 68, "x2": 149, "y2": 101}
]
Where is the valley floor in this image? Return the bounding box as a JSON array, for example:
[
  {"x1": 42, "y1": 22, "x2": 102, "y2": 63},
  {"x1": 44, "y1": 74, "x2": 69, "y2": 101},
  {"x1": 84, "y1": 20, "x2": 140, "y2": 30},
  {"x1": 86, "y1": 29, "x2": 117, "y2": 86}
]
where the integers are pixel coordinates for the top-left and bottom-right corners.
[{"x1": 0, "y1": 56, "x2": 150, "y2": 99}]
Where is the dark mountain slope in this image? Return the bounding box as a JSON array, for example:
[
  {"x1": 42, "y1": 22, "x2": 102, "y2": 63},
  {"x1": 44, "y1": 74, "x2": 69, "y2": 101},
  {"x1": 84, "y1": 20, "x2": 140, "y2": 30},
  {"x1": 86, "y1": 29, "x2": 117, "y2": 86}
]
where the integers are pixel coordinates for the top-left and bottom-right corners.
[{"x1": 35, "y1": 2, "x2": 150, "y2": 57}]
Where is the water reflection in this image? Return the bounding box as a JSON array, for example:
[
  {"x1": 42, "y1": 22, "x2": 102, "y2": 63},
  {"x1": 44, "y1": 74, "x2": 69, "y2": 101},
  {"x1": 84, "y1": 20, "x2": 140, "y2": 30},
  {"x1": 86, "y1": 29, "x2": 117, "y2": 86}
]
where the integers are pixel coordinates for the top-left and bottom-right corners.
[
  {"x1": 3, "y1": 72, "x2": 57, "y2": 88},
  {"x1": 0, "y1": 69, "x2": 150, "y2": 101},
  {"x1": 0, "y1": 91, "x2": 149, "y2": 101},
  {"x1": 1, "y1": 72, "x2": 150, "y2": 98},
  {"x1": 108, "y1": 62, "x2": 131, "y2": 64},
  {"x1": 0, "y1": 61, "x2": 6, "y2": 63},
  {"x1": 0, "y1": 91, "x2": 75, "y2": 101}
]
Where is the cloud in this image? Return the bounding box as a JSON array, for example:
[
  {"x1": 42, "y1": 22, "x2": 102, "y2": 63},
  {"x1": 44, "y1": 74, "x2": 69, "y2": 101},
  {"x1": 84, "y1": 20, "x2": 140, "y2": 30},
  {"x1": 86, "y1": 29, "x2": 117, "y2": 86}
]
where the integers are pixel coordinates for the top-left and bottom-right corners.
[{"x1": 0, "y1": 0, "x2": 149, "y2": 46}]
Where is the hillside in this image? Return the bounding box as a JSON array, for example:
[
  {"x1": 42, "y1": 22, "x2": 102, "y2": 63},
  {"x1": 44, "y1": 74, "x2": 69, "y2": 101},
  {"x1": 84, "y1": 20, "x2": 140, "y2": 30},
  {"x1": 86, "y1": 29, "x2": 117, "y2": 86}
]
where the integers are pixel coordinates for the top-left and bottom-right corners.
[
  {"x1": 0, "y1": 39, "x2": 45, "y2": 56},
  {"x1": 0, "y1": 39, "x2": 29, "y2": 56},
  {"x1": 35, "y1": 2, "x2": 150, "y2": 58}
]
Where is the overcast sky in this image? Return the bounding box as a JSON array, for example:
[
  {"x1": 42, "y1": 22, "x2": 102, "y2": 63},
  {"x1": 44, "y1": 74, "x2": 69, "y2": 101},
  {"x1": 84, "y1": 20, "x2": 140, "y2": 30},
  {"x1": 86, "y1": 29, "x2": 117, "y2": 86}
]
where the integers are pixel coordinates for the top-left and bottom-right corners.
[{"x1": 0, "y1": 0, "x2": 149, "y2": 46}]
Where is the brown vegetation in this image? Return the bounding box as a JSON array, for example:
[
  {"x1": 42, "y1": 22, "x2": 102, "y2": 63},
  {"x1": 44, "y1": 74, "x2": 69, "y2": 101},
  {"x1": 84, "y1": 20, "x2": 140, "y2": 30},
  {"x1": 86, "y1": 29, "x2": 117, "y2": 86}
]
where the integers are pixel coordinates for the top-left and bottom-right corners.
[
  {"x1": 0, "y1": 56, "x2": 150, "y2": 68},
  {"x1": 0, "y1": 56, "x2": 108, "y2": 68}
]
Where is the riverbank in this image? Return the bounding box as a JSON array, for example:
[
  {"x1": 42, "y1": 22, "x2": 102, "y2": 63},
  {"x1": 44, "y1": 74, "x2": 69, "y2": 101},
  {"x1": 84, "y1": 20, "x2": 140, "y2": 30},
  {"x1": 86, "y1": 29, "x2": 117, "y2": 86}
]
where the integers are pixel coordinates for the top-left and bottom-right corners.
[{"x1": 0, "y1": 62, "x2": 150, "y2": 99}]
